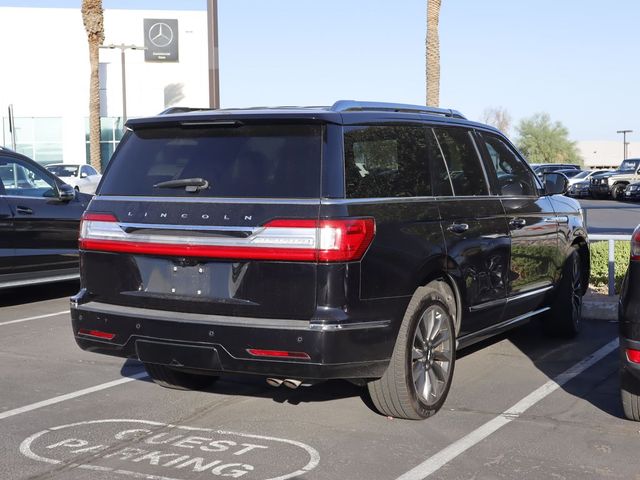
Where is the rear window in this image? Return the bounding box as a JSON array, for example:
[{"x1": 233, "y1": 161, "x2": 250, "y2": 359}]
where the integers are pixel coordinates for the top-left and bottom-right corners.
[{"x1": 99, "y1": 124, "x2": 322, "y2": 198}]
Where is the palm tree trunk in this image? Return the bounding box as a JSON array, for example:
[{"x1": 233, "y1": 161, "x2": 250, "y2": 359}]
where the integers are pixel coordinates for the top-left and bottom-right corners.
[
  {"x1": 426, "y1": 0, "x2": 441, "y2": 107},
  {"x1": 82, "y1": 0, "x2": 104, "y2": 173},
  {"x1": 88, "y1": 40, "x2": 101, "y2": 172}
]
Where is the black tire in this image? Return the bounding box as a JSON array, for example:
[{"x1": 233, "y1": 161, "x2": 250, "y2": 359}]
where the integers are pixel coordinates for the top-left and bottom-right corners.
[
  {"x1": 367, "y1": 283, "x2": 456, "y2": 420},
  {"x1": 543, "y1": 247, "x2": 582, "y2": 338},
  {"x1": 621, "y1": 368, "x2": 640, "y2": 421},
  {"x1": 143, "y1": 362, "x2": 219, "y2": 391},
  {"x1": 612, "y1": 184, "x2": 626, "y2": 201}
]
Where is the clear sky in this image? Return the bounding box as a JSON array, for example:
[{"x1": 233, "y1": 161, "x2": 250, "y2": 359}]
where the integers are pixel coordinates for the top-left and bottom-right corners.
[{"x1": 1, "y1": 0, "x2": 638, "y2": 141}]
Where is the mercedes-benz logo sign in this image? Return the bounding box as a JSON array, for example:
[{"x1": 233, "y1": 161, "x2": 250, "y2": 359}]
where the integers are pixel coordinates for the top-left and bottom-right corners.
[{"x1": 148, "y1": 22, "x2": 174, "y2": 48}]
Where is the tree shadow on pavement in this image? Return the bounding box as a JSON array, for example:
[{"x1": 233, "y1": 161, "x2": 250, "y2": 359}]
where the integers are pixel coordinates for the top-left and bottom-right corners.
[{"x1": 460, "y1": 316, "x2": 623, "y2": 419}]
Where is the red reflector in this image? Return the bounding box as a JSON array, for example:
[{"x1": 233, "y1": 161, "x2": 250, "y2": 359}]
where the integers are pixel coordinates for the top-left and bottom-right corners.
[
  {"x1": 247, "y1": 349, "x2": 310, "y2": 360},
  {"x1": 78, "y1": 328, "x2": 115, "y2": 340},
  {"x1": 627, "y1": 348, "x2": 640, "y2": 364}
]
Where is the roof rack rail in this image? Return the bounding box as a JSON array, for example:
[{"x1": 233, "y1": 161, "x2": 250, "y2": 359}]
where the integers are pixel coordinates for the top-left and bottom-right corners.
[
  {"x1": 158, "y1": 107, "x2": 211, "y2": 115},
  {"x1": 330, "y1": 100, "x2": 466, "y2": 119}
]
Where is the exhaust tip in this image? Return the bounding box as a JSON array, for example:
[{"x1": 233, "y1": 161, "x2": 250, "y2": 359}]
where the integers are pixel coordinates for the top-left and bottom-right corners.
[
  {"x1": 266, "y1": 378, "x2": 283, "y2": 387},
  {"x1": 283, "y1": 378, "x2": 303, "y2": 389}
]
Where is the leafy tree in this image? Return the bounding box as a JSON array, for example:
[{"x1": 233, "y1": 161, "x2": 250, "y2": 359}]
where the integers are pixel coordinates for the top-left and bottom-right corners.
[
  {"x1": 82, "y1": 0, "x2": 104, "y2": 172},
  {"x1": 481, "y1": 107, "x2": 511, "y2": 134},
  {"x1": 515, "y1": 113, "x2": 582, "y2": 165},
  {"x1": 426, "y1": 0, "x2": 441, "y2": 106}
]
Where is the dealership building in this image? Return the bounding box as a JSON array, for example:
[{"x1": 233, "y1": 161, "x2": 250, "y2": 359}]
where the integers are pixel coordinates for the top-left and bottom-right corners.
[{"x1": 0, "y1": 6, "x2": 209, "y2": 168}]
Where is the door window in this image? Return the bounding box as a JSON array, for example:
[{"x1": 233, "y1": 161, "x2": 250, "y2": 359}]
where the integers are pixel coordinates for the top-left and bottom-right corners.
[
  {"x1": 0, "y1": 157, "x2": 57, "y2": 198},
  {"x1": 480, "y1": 133, "x2": 537, "y2": 196},
  {"x1": 433, "y1": 128, "x2": 488, "y2": 196}
]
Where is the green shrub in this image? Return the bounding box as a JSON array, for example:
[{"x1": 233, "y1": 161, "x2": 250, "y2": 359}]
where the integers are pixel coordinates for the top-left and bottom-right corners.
[{"x1": 589, "y1": 240, "x2": 630, "y2": 293}]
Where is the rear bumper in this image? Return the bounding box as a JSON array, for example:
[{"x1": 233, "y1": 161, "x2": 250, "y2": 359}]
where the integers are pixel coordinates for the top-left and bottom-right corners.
[{"x1": 70, "y1": 300, "x2": 395, "y2": 380}]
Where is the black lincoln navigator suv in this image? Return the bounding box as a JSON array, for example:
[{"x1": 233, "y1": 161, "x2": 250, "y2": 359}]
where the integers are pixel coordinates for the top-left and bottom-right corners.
[{"x1": 71, "y1": 101, "x2": 589, "y2": 420}]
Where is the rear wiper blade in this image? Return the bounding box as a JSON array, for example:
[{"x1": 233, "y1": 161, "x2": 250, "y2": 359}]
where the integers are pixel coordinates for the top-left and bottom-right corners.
[{"x1": 153, "y1": 177, "x2": 210, "y2": 193}]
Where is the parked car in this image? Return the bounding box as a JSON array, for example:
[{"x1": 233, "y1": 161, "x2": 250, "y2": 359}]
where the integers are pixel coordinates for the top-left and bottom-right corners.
[
  {"x1": 590, "y1": 158, "x2": 640, "y2": 200},
  {"x1": 624, "y1": 182, "x2": 640, "y2": 201},
  {"x1": 567, "y1": 169, "x2": 611, "y2": 187},
  {"x1": 566, "y1": 171, "x2": 613, "y2": 198},
  {"x1": 555, "y1": 169, "x2": 583, "y2": 179},
  {"x1": 530, "y1": 163, "x2": 581, "y2": 178},
  {"x1": 618, "y1": 226, "x2": 640, "y2": 421},
  {"x1": 70, "y1": 101, "x2": 589, "y2": 420},
  {"x1": 0, "y1": 147, "x2": 91, "y2": 289},
  {"x1": 46, "y1": 163, "x2": 102, "y2": 194}
]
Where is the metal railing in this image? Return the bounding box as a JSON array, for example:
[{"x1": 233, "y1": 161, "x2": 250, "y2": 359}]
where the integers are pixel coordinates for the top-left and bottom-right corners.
[{"x1": 588, "y1": 234, "x2": 632, "y2": 296}]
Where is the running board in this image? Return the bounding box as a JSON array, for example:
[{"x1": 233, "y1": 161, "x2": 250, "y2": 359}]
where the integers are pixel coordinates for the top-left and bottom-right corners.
[{"x1": 456, "y1": 307, "x2": 550, "y2": 350}]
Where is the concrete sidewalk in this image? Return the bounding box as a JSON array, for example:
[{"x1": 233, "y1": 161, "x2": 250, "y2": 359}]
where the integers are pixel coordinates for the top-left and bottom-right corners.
[{"x1": 582, "y1": 290, "x2": 619, "y2": 322}]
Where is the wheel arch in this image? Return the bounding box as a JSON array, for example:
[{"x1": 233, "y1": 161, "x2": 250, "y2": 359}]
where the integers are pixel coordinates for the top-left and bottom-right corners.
[{"x1": 414, "y1": 259, "x2": 462, "y2": 336}]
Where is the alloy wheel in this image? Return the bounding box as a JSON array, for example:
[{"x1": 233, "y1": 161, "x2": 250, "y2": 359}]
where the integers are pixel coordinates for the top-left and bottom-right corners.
[{"x1": 411, "y1": 305, "x2": 453, "y2": 406}]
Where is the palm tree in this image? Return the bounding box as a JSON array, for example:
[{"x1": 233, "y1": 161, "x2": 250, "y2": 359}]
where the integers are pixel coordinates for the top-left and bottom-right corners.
[
  {"x1": 81, "y1": 0, "x2": 104, "y2": 172},
  {"x1": 426, "y1": 0, "x2": 441, "y2": 107}
]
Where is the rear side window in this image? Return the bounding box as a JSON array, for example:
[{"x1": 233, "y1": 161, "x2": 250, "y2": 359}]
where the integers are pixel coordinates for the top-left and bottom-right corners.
[
  {"x1": 433, "y1": 128, "x2": 488, "y2": 196},
  {"x1": 99, "y1": 124, "x2": 322, "y2": 198},
  {"x1": 344, "y1": 126, "x2": 432, "y2": 198}
]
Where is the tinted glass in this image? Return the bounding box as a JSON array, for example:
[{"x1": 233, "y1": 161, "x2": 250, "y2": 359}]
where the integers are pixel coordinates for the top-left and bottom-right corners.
[
  {"x1": 480, "y1": 132, "x2": 537, "y2": 196},
  {"x1": 47, "y1": 165, "x2": 78, "y2": 177},
  {"x1": 344, "y1": 125, "x2": 434, "y2": 198},
  {"x1": 99, "y1": 124, "x2": 322, "y2": 198},
  {"x1": 0, "y1": 157, "x2": 57, "y2": 198},
  {"x1": 433, "y1": 128, "x2": 488, "y2": 196}
]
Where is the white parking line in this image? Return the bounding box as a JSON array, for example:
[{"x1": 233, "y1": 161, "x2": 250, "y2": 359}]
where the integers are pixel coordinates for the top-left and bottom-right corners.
[
  {"x1": 0, "y1": 372, "x2": 149, "y2": 421},
  {"x1": 396, "y1": 338, "x2": 620, "y2": 480},
  {"x1": 0, "y1": 310, "x2": 68, "y2": 327}
]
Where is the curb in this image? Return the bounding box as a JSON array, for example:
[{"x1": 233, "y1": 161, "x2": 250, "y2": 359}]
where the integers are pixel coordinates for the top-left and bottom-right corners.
[{"x1": 582, "y1": 292, "x2": 618, "y2": 322}]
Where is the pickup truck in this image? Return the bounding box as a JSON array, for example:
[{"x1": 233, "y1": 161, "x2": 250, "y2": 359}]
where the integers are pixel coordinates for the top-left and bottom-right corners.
[{"x1": 590, "y1": 158, "x2": 640, "y2": 200}]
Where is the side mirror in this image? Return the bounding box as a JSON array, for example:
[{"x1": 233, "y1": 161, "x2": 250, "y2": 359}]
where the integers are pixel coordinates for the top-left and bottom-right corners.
[
  {"x1": 543, "y1": 172, "x2": 569, "y2": 195},
  {"x1": 80, "y1": 172, "x2": 88, "y2": 178},
  {"x1": 58, "y1": 183, "x2": 76, "y2": 202}
]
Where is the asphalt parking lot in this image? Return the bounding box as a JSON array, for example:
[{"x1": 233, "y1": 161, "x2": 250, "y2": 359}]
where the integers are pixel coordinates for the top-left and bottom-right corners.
[
  {"x1": 578, "y1": 198, "x2": 640, "y2": 234},
  {"x1": 1, "y1": 281, "x2": 637, "y2": 480}
]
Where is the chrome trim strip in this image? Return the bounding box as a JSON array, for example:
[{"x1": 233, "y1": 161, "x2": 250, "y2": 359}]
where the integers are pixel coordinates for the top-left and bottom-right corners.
[
  {"x1": 321, "y1": 196, "x2": 438, "y2": 205},
  {"x1": 457, "y1": 307, "x2": 550, "y2": 348},
  {"x1": 308, "y1": 319, "x2": 391, "y2": 331},
  {"x1": 469, "y1": 297, "x2": 507, "y2": 312},
  {"x1": 469, "y1": 285, "x2": 553, "y2": 312},
  {"x1": 120, "y1": 222, "x2": 258, "y2": 233},
  {"x1": 0, "y1": 273, "x2": 79, "y2": 290},
  {"x1": 543, "y1": 216, "x2": 569, "y2": 224},
  {"x1": 94, "y1": 196, "x2": 322, "y2": 205},
  {"x1": 507, "y1": 285, "x2": 553, "y2": 302}
]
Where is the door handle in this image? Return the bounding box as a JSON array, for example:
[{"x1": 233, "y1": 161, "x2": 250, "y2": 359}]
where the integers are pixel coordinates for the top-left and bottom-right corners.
[
  {"x1": 509, "y1": 218, "x2": 527, "y2": 229},
  {"x1": 16, "y1": 206, "x2": 33, "y2": 215},
  {"x1": 16, "y1": 207, "x2": 33, "y2": 215},
  {"x1": 447, "y1": 223, "x2": 469, "y2": 234}
]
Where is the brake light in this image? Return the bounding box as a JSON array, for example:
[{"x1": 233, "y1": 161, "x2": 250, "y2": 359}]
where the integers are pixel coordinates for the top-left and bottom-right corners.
[
  {"x1": 79, "y1": 213, "x2": 375, "y2": 263},
  {"x1": 247, "y1": 349, "x2": 310, "y2": 360},
  {"x1": 78, "y1": 328, "x2": 115, "y2": 340},
  {"x1": 632, "y1": 226, "x2": 640, "y2": 261},
  {"x1": 627, "y1": 348, "x2": 640, "y2": 364}
]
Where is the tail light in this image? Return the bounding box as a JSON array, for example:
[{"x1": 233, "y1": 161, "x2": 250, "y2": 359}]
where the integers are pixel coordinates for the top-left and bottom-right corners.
[
  {"x1": 79, "y1": 213, "x2": 375, "y2": 263},
  {"x1": 632, "y1": 226, "x2": 640, "y2": 261},
  {"x1": 627, "y1": 348, "x2": 640, "y2": 364}
]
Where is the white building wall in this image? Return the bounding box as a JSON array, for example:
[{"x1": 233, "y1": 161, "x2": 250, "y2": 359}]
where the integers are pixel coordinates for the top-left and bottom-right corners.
[
  {"x1": 0, "y1": 7, "x2": 208, "y2": 164},
  {"x1": 577, "y1": 140, "x2": 640, "y2": 169}
]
